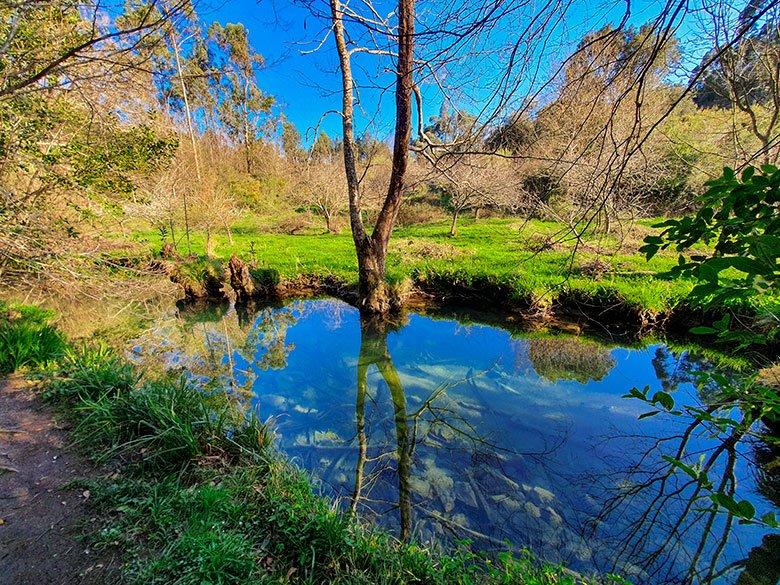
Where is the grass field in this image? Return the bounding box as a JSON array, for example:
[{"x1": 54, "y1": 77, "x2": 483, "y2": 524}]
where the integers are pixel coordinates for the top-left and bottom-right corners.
[{"x1": 132, "y1": 215, "x2": 697, "y2": 313}]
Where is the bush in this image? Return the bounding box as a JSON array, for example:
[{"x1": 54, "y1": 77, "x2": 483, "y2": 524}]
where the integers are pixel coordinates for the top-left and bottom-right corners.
[
  {"x1": 274, "y1": 213, "x2": 313, "y2": 235},
  {"x1": 396, "y1": 202, "x2": 447, "y2": 227}
]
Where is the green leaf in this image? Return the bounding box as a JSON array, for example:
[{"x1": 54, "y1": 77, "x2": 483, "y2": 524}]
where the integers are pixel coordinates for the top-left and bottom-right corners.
[
  {"x1": 711, "y1": 493, "x2": 756, "y2": 519},
  {"x1": 690, "y1": 326, "x2": 717, "y2": 335},
  {"x1": 661, "y1": 455, "x2": 698, "y2": 480},
  {"x1": 651, "y1": 391, "x2": 674, "y2": 410},
  {"x1": 760, "y1": 512, "x2": 778, "y2": 527},
  {"x1": 638, "y1": 410, "x2": 660, "y2": 419}
]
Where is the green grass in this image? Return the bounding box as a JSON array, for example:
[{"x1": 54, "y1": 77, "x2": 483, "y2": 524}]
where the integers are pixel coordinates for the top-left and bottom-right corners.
[
  {"x1": 7, "y1": 305, "x2": 624, "y2": 585},
  {"x1": 0, "y1": 301, "x2": 67, "y2": 374},
  {"x1": 133, "y1": 216, "x2": 696, "y2": 313}
]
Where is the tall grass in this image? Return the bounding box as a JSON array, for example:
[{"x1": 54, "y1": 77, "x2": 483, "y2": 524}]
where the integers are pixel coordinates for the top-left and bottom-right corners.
[
  {"x1": 40, "y1": 343, "x2": 271, "y2": 468},
  {"x1": 0, "y1": 302, "x2": 66, "y2": 373}
]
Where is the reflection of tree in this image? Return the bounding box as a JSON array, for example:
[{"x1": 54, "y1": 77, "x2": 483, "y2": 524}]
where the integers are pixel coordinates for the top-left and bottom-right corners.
[
  {"x1": 352, "y1": 317, "x2": 412, "y2": 540},
  {"x1": 347, "y1": 317, "x2": 568, "y2": 546},
  {"x1": 650, "y1": 346, "x2": 722, "y2": 395},
  {"x1": 132, "y1": 302, "x2": 301, "y2": 401},
  {"x1": 526, "y1": 337, "x2": 615, "y2": 383},
  {"x1": 589, "y1": 406, "x2": 767, "y2": 584},
  {"x1": 735, "y1": 534, "x2": 780, "y2": 585}
]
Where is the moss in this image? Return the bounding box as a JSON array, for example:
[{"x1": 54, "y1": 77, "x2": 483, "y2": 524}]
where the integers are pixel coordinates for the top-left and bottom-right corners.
[{"x1": 247, "y1": 266, "x2": 281, "y2": 288}]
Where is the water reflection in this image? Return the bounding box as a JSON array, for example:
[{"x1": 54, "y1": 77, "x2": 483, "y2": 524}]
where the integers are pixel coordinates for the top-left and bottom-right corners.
[
  {"x1": 131, "y1": 299, "x2": 779, "y2": 584},
  {"x1": 353, "y1": 318, "x2": 412, "y2": 539}
]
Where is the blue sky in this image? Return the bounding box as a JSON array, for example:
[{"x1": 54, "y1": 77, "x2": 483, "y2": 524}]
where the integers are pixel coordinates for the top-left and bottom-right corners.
[{"x1": 194, "y1": 0, "x2": 704, "y2": 143}]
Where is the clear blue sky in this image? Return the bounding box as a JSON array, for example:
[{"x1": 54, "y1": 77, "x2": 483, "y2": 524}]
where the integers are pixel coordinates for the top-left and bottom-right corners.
[{"x1": 195, "y1": 0, "x2": 704, "y2": 143}]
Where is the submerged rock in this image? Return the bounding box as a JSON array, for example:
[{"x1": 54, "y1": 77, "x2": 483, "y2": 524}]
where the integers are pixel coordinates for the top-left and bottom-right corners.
[
  {"x1": 455, "y1": 481, "x2": 478, "y2": 508},
  {"x1": 533, "y1": 486, "x2": 555, "y2": 503},
  {"x1": 546, "y1": 506, "x2": 563, "y2": 527},
  {"x1": 524, "y1": 502, "x2": 542, "y2": 518}
]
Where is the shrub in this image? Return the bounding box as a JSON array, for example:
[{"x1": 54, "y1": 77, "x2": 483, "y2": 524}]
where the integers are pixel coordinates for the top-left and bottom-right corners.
[
  {"x1": 395, "y1": 202, "x2": 447, "y2": 227},
  {"x1": 274, "y1": 213, "x2": 313, "y2": 235}
]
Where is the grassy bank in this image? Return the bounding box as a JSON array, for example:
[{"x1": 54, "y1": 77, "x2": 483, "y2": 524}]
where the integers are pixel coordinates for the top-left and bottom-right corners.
[
  {"x1": 1, "y1": 301, "x2": 624, "y2": 585},
  {"x1": 132, "y1": 216, "x2": 697, "y2": 313}
]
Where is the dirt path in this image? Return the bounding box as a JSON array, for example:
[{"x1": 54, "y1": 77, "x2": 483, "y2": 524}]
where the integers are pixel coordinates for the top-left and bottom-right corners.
[{"x1": 0, "y1": 377, "x2": 116, "y2": 585}]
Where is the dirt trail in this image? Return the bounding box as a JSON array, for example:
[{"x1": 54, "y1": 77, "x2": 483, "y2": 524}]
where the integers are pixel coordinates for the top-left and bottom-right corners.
[{"x1": 0, "y1": 377, "x2": 115, "y2": 585}]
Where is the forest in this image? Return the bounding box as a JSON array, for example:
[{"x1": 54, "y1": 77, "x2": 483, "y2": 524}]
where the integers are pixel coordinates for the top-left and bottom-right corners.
[{"x1": 0, "y1": 0, "x2": 779, "y2": 584}]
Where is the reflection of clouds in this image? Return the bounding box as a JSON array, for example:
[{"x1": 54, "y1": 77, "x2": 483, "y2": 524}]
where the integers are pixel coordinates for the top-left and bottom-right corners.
[{"x1": 316, "y1": 298, "x2": 350, "y2": 331}]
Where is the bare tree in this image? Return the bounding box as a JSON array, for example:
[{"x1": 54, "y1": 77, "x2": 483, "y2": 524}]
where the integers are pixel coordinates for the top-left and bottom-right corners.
[
  {"x1": 697, "y1": 1, "x2": 780, "y2": 165},
  {"x1": 429, "y1": 154, "x2": 519, "y2": 236},
  {"x1": 326, "y1": 0, "x2": 415, "y2": 316},
  {"x1": 294, "y1": 160, "x2": 347, "y2": 232}
]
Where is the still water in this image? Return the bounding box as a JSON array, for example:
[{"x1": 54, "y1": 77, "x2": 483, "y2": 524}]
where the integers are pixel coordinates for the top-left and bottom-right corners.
[{"x1": 131, "y1": 298, "x2": 778, "y2": 585}]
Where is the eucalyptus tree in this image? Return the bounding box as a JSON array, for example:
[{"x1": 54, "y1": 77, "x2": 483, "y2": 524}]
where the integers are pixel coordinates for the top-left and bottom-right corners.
[
  {"x1": 281, "y1": 118, "x2": 305, "y2": 164},
  {"x1": 208, "y1": 22, "x2": 274, "y2": 175}
]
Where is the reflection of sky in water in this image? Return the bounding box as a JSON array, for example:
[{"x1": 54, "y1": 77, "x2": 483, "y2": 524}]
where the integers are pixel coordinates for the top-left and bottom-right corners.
[{"x1": 134, "y1": 299, "x2": 779, "y2": 585}]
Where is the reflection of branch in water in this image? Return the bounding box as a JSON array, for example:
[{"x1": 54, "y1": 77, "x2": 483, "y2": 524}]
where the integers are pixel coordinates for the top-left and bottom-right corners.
[{"x1": 589, "y1": 407, "x2": 757, "y2": 584}]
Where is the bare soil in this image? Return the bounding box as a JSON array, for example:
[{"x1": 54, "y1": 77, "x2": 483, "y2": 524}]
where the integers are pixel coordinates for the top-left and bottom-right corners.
[{"x1": 0, "y1": 377, "x2": 116, "y2": 585}]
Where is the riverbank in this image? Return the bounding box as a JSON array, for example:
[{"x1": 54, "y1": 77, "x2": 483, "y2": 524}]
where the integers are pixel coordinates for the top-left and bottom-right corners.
[
  {"x1": 129, "y1": 216, "x2": 778, "y2": 344},
  {"x1": 135, "y1": 217, "x2": 695, "y2": 312},
  {"x1": 0, "y1": 301, "x2": 619, "y2": 584}
]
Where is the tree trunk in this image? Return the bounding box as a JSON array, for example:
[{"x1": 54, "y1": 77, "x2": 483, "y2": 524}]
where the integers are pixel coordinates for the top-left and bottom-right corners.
[
  {"x1": 474, "y1": 207, "x2": 480, "y2": 221},
  {"x1": 449, "y1": 209, "x2": 460, "y2": 237},
  {"x1": 356, "y1": 240, "x2": 392, "y2": 315},
  {"x1": 330, "y1": 0, "x2": 415, "y2": 318},
  {"x1": 168, "y1": 218, "x2": 177, "y2": 252},
  {"x1": 205, "y1": 226, "x2": 215, "y2": 257},
  {"x1": 168, "y1": 11, "x2": 197, "y2": 256}
]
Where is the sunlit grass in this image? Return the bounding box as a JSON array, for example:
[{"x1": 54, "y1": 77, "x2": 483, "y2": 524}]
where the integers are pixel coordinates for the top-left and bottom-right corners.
[
  {"x1": 132, "y1": 215, "x2": 698, "y2": 312},
  {"x1": 0, "y1": 301, "x2": 67, "y2": 373}
]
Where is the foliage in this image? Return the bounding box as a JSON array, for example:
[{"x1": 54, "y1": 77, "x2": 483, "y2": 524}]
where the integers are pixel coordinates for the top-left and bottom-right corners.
[
  {"x1": 634, "y1": 165, "x2": 779, "y2": 529},
  {"x1": 641, "y1": 165, "x2": 779, "y2": 343},
  {"x1": 624, "y1": 381, "x2": 779, "y2": 529}
]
